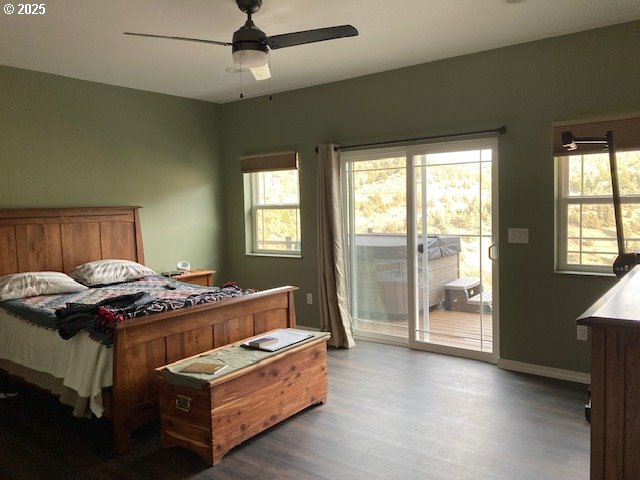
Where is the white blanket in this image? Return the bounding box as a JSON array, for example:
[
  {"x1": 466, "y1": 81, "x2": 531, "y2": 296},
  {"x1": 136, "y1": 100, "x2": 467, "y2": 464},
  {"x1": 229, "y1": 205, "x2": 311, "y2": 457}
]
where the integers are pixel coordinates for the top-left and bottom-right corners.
[{"x1": 0, "y1": 309, "x2": 112, "y2": 417}]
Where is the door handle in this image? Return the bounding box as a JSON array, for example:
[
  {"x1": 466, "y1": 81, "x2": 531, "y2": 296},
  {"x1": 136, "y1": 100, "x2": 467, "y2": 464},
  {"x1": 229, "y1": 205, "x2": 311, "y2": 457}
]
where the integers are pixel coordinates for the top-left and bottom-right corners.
[{"x1": 488, "y1": 243, "x2": 497, "y2": 261}]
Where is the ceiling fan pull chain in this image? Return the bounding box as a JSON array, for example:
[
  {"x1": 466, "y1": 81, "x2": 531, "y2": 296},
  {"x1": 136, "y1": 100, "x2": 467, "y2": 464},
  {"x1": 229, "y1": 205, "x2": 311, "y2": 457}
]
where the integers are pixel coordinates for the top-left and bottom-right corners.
[
  {"x1": 269, "y1": 53, "x2": 272, "y2": 101},
  {"x1": 239, "y1": 58, "x2": 244, "y2": 99}
]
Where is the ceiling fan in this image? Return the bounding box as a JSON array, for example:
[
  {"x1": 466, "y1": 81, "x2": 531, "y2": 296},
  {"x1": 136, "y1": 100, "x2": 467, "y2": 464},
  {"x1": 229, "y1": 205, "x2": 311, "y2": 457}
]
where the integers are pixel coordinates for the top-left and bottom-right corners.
[{"x1": 124, "y1": 0, "x2": 358, "y2": 81}]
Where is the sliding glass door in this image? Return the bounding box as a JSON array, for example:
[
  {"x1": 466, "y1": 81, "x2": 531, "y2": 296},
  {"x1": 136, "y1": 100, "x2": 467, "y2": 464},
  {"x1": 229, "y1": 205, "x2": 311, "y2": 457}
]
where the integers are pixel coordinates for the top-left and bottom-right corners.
[
  {"x1": 343, "y1": 152, "x2": 408, "y2": 338},
  {"x1": 343, "y1": 138, "x2": 498, "y2": 361}
]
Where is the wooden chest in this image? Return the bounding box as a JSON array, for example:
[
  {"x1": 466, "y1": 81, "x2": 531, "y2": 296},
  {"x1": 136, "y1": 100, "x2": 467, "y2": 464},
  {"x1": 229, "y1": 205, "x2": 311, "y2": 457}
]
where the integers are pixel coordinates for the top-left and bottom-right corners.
[{"x1": 156, "y1": 333, "x2": 329, "y2": 465}]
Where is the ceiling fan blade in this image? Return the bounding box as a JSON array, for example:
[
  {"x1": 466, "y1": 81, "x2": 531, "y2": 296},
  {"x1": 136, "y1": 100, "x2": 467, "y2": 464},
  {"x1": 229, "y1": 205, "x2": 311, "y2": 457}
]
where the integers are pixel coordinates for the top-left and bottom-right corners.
[
  {"x1": 265, "y1": 25, "x2": 358, "y2": 50},
  {"x1": 124, "y1": 32, "x2": 232, "y2": 47},
  {"x1": 249, "y1": 63, "x2": 271, "y2": 81}
]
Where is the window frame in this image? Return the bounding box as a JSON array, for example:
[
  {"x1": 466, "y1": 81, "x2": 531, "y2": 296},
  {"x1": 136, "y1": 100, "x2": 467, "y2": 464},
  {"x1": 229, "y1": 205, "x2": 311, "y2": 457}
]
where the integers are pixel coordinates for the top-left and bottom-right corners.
[
  {"x1": 245, "y1": 168, "x2": 301, "y2": 257},
  {"x1": 555, "y1": 151, "x2": 640, "y2": 275}
]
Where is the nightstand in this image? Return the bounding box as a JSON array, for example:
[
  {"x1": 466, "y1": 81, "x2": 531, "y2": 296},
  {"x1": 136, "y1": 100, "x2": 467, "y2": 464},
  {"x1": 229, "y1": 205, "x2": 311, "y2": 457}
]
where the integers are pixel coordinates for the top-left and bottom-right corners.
[{"x1": 173, "y1": 269, "x2": 216, "y2": 287}]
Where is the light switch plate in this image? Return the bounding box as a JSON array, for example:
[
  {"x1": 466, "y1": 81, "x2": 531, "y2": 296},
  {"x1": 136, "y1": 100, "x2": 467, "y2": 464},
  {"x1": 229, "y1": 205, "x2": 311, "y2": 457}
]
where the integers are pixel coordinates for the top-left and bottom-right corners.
[{"x1": 508, "y1": 228, "x2": 529, "y2": 244}]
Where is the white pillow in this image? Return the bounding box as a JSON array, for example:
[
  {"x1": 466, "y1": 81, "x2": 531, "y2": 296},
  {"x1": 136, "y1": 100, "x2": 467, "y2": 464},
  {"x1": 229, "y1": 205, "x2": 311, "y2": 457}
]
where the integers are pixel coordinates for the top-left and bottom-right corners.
[
  {"x1": 70, "y1": 259, "x2": 156, "y2": 286},
  {"x1": 0, "y1": 271, "x2": 88, "y2": 301}
]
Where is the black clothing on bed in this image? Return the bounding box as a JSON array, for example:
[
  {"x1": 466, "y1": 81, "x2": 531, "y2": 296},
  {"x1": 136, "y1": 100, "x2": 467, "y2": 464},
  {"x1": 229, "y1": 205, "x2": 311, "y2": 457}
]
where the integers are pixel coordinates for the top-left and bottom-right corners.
[{"x1": 56, "y1": 292, "x2": 155, "y2": 340}]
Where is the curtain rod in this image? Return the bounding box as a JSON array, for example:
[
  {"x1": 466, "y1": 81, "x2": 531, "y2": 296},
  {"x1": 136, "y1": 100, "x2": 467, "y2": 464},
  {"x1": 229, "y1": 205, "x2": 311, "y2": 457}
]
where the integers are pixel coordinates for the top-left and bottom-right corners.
[{"x1": 316, "y1": 126, "x2": 507, "y2": 153}]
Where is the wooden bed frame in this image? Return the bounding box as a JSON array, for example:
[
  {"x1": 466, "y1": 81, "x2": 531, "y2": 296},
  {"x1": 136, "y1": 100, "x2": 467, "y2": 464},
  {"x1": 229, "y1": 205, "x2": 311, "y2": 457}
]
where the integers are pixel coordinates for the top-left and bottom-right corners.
[{"x1": 0, "y1": 206, "x2": 297, "y2": 454}]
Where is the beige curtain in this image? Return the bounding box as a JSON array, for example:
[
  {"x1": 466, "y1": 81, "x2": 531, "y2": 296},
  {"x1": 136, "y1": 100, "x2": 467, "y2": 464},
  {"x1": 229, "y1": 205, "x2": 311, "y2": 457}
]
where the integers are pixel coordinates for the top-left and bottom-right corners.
[{"x1": 317, "y1": 144, "x2": 355, "y2": 348}]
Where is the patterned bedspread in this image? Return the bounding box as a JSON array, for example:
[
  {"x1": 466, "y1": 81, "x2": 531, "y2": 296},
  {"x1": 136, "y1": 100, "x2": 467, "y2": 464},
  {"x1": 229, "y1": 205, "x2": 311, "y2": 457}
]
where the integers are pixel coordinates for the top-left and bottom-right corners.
[{"x1": 0, "y1": 276, "x2": 255, "y2": 346}]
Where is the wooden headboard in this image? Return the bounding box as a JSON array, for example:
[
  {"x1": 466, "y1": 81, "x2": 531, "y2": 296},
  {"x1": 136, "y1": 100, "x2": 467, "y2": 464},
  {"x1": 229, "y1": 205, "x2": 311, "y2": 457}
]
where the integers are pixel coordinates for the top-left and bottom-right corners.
[{"x1": 0, "y1": 207, "x2": 144, "y2": 276}]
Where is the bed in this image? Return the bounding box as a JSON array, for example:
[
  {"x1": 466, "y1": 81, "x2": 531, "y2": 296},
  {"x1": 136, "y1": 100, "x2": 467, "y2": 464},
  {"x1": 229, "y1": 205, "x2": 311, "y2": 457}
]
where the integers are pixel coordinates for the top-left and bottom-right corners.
[{"x1": 0, "y1": 206, "x2": 297, "y2": 454}]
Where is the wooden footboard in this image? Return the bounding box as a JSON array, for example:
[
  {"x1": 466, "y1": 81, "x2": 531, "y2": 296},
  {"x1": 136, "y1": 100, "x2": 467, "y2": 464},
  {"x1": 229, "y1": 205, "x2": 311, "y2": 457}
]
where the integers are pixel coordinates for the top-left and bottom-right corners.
[{"x1": 108, "y1": 286, "x2": 297, "y2": 454}]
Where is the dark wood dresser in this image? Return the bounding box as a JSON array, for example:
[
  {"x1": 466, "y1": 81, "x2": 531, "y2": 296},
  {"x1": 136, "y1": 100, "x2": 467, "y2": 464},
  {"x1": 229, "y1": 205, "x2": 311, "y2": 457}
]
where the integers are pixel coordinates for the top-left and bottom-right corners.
[{"x1": 577, "y1": 266, "x2": 640, "y2": 479}]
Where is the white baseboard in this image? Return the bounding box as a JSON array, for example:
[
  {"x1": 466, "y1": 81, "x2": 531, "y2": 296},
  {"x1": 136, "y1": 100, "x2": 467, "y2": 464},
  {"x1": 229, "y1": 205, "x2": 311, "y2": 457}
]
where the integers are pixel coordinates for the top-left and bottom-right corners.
[{"x1": 497, "y1": 358, "x2": 591, "y2": 385}]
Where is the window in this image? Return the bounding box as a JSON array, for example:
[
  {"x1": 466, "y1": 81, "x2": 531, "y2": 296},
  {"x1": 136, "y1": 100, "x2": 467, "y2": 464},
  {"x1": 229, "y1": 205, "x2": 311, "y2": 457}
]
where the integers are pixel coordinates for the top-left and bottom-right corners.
[
  {"x1": 241, "y1": 152, "x2": 301, "y2": 256},
  {"x1": 554, "y1": 118, "x2": 640, "y2": 274}
]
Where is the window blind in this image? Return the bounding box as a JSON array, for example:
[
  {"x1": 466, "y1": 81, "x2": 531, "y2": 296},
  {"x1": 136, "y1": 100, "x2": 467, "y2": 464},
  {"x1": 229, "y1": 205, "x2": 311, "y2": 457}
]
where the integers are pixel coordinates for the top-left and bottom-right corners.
[
  {"x1": 553, "y1": 117, "x2": 640, "y2": 155},
  {"x1": 240, "y1": 151, "x2": 298, "y2": 173}
]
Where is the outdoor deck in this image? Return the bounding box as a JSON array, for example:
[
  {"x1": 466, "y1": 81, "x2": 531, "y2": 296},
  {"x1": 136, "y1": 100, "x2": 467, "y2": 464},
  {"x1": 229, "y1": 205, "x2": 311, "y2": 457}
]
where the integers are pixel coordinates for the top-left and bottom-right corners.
[{"x1": 355, "y1": 310, "x2": 493, "y2": 352}]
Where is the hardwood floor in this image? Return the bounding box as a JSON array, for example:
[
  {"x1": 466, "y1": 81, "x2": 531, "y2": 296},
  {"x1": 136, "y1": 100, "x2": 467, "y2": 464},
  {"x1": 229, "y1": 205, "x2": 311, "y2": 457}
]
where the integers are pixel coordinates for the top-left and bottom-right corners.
[{"x1": 0, "y1": 342, "x2": 589, "y2": 479}]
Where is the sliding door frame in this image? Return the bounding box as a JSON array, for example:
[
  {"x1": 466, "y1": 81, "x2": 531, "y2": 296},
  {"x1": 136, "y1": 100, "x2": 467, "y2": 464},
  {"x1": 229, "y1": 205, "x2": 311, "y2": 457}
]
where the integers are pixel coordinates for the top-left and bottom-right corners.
[
  {"x1": 342, "y1": 136, "x2": 500, "y2": 363},
  {"x1": 406, "y1": 137, "x2": 499, "y2": 363}
]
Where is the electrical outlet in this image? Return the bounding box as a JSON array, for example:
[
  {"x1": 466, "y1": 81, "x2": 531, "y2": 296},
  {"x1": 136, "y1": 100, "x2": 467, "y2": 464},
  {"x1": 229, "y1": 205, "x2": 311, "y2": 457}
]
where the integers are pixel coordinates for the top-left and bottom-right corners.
[
  {"x1": 306, "y1": 293, "x2": 313, "y2": 304},
  {"x1": 577, "y1": 325, "x2": 588, "y2": 341}
]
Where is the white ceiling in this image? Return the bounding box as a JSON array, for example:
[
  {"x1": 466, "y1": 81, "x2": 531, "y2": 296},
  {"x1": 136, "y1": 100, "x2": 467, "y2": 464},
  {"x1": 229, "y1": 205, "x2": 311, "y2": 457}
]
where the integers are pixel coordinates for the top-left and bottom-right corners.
[{"x1": 2, "y1": 0, "x2": 639, "y2": 104}]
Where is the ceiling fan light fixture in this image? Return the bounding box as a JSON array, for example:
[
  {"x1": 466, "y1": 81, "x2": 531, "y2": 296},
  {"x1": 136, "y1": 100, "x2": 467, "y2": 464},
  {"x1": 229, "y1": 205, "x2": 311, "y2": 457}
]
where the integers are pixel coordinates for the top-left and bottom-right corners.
[
  {"x1": 232, "y1": 48, "x2": 268, "y2": 68},
  {"x1": 250, "y1": 63, "x2": 271, "y2": 81}
]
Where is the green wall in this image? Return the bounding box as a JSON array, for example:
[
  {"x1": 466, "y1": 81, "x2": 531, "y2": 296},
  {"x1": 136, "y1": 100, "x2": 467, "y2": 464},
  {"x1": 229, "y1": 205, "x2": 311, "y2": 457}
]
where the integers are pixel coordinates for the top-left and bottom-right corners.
[
  {"x1": 220, "y1": 21, "x2": 640, "y2": 372},
  {"x1": 0, "y1": 65, "x2": 223, "y2": 273}
]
